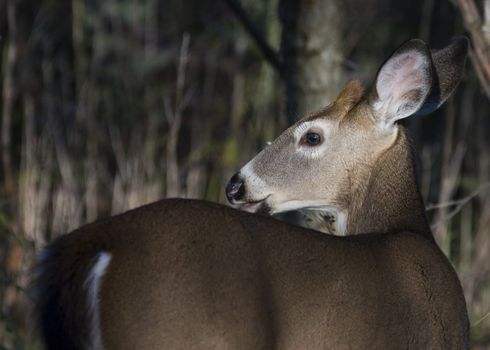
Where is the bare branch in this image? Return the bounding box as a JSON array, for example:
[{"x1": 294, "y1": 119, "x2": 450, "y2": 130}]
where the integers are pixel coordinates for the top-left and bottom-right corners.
[
  {"x1": 166, "y1": 34, "x2": 191, "y2": 198},
  {"x1": 472, "y1": 311, "x2": 490, "y2": 328},
  {"x1": 430, "y1": 183, "x2": 490, "y2": 231},
  {"x1": 468, "y1": 48, "x2": 490, "y2": 97},
  {"x1": 426, "y1": 182, "x2": 490, "y2": 210},
  {"x1": 463, "y1": 197, "x2": 490, "y2": 307},
  {"x1": 454, "y1": 0, "x2": 490, "y2": 99},
  {"x1": 224, "y1": 0, "x2": 284, "y2": 76}
]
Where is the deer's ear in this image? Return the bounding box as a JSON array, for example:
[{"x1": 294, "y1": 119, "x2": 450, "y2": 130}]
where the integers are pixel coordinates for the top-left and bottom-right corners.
[
  {"x1": 370, "y1": 39, "x2": 432, "y2": 129},
  {"x1": 415, "y1": 36, "x2": 469, "y2": 116}
]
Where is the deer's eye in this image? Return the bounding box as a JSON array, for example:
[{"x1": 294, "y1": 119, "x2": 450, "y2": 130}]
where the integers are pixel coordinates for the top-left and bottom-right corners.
[{"x1": 302, "y1": 131, "x2": 323, "y2": 146}]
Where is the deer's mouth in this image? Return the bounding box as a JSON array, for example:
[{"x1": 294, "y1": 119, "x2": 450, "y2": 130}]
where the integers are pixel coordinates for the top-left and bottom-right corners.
[{"x1": 240, "y1": 197, "x2": 270, "y2": 214}]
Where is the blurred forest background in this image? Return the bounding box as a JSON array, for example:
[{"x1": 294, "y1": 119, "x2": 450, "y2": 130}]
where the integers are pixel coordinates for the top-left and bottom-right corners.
[{"x1": 0, "y1": 0, "x2": 490, "y2": 348}]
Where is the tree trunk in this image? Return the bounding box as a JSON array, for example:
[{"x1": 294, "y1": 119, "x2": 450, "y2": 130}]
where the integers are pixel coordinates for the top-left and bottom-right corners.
[
  {"x1": 1, "y1": 0, "x2": 19, "y2": 196},
  {"x1": 279, "y1": 0, "x2": 345, "y2": 123}
]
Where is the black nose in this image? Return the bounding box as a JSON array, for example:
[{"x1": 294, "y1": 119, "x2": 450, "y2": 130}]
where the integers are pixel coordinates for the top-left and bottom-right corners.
[{"x1": 226, "y1": 173, "x2": 245, "y2": 203}]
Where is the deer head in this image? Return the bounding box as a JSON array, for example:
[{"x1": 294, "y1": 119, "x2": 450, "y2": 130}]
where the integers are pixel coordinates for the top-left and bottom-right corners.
[{"x1": 226, "y1": 37, "x2": 468, "y2": 236}]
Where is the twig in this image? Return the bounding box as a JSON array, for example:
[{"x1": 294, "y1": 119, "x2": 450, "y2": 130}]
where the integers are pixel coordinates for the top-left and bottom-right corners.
[
  {"x1": 472, "y1": 311, "x2": 490, "y2": 328},
  {"x1": 463, "y1": 197, "x2": 490, "y2": 308},
  {"x1": 426, "y1": 182, "x2": 490, "y2": 210},
  {"x1": 430, "y1": 182, "x2": 490, "y2": 229},
  {"x1": 223, "y1": 0, "x2": 284, "y2": 77},
  {"x1": 454, "y1": 0, "x2": 490, "y2": 99}
]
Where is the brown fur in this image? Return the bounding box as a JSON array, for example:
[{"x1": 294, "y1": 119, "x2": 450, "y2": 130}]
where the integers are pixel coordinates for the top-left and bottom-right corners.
[
  {"x1": 36, "y1": 199, "x2": 468, "y2": 349},
  {"x1": 346, "y1": 125, "x2": 431, "y2": 236},
  {"x1": 302, "y1": 80, "x2": 365, "y2": 122}
]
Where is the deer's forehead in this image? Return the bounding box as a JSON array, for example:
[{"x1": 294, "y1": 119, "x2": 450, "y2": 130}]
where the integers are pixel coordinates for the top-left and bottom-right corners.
[{"x1": 297, "y1": 80, "x2": 366, "y2": 122}]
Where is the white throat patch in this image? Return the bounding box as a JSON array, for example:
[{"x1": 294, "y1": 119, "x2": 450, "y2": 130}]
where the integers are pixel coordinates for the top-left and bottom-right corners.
[
  {"x1": 271, "y1": 199, "x2": 347, "y2": 235},
  {"x1": 299, "y1": 207, "x2": 348, "y2": 235}
]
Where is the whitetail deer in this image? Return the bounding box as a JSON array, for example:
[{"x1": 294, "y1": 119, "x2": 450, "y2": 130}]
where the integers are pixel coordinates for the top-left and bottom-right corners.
[{"x1": 35, "y1": 38, "x2": 469, "y2": 349}]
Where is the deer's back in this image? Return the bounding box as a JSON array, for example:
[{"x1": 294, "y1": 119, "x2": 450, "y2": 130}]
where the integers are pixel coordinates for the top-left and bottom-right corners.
[{"x1": 40, "y1": 199, "x2": 469, "y2": 349}]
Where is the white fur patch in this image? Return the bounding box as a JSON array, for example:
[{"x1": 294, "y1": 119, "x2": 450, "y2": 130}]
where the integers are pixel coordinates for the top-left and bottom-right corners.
[
  {"x1": 239, "y1": 161, "x2": 271, "y2": 202},
  {"x1": 271, "y1": 200, "x2": 347, "y2": 235},
  {"x1": 335, "y1": 210, "x2": 348, "y2": 236},
  {"x1": 85, "y1": 252, "x2": 112, "y2": 350}
]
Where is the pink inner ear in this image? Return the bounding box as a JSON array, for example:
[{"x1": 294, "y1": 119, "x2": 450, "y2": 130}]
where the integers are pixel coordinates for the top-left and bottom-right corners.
[{"x1": 377, "y1": 51, "x2": 428, "y2": 104}]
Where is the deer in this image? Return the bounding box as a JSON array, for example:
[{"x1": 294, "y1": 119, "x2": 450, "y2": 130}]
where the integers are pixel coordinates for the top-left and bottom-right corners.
[{"x1": 34, "y1": 37, "x2": 470, "y2": 349}]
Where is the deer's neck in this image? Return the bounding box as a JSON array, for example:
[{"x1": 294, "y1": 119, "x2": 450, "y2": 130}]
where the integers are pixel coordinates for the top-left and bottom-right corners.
[{"x1": 346, "y1": 127, "x2": 432, "y2": 238}]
